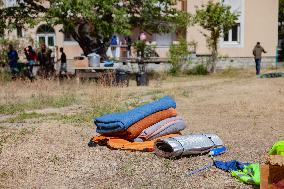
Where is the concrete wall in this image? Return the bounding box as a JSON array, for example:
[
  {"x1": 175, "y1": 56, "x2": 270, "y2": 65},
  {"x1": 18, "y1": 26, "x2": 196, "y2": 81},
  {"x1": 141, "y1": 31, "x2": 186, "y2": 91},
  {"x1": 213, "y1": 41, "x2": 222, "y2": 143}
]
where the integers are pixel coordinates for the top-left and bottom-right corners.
[{"x1": 131, "y1": 56, "x2": 277, "y2": 73}]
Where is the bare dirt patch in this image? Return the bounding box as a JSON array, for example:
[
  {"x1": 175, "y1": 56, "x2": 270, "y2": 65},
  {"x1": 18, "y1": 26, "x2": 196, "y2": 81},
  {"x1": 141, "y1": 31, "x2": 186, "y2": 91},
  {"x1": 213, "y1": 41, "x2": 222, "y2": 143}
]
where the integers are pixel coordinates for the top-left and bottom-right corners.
[{"x1": 0, "y1": 69, "x2": 283, "y2": 188}]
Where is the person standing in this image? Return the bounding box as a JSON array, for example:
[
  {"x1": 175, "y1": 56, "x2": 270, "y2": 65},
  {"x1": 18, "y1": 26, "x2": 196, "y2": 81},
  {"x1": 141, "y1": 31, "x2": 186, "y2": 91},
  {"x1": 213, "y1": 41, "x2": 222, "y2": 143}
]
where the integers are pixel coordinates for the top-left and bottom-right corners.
[
  {"x1": 24, "y1": 46, "x2": 37, "y2": 80},
  {"x1": 125, "y1": 36, "x2": 132, "y2": 59},
  {"x1": 7, "y1": 44, "x2": 19, "y2": 78},
  {"x1": 58, "y1": 47, "x2": 68, "y2": 77},
  {"x1": 38, "y1": 44, "x2": 48, "y2": 76},
  {"x1": 38, "y1": 44, "x2": 52, "y2": 78},
  {"x1": 47, "y1": 48, "x2": 55, "y2": 77},
  {"x1": 139, "y1": 32, "x2": 147, "y2": 41},
  {"x1": 110, "y1": 35, "x2": 118, "y2": 59},
  {"x1": 253, "y1": 42, "x2": 267, "y2": 76}
]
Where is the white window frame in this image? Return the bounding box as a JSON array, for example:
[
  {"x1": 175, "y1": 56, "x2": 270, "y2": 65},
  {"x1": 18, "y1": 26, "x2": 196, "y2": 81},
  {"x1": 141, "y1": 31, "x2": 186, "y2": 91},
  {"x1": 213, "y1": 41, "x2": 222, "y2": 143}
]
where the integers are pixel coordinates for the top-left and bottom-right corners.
[
  {"x1": 36, "y1": 34, "x2": 56, "y2": 49},
  {"x1": 220, "y1": 0, "x2": 245, "y2": 48},
  {"x1": 223, "y1": 23, "x2": 241, "y2": 44},
  {"x1": 5, "y1": 0, "x2": 21, "y2": 7}
]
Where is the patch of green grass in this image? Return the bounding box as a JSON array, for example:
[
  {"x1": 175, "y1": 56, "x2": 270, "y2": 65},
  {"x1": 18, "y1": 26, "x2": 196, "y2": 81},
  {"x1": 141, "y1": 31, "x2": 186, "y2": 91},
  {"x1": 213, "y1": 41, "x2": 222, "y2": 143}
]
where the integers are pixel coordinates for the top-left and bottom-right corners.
[
  {"x1": 163, "y1": 159, "x2": 172, "y2": 169},
  {"x1": 19, "y1": 127, "x2": 35, "y2": 136},
  {"x1": 0, "y1": 94, "x2": 76, "y2": 115},
  {"x1": 145, "y1": 89, "x2": 163, "y2": 96},
  {"x1": 54, "y1": 96, "x2": 150, "y2": 126},
  {"x1": 215, "y1": 67, "x2": 252, "y2": 78},
  {"x1": 0, "y1": 104, "x2": 24, "y2": 115},
  {"x1": 186, "y1": 64, "x2": 209, "y2": 75},
  {"x1": 124, "y1": 97, "x2": 147, "y2": 110},
  {"x1": 4, "y1": 112, "x2": 44, "y2": 123},
  {"x1": 151, "y1": 93, "x2": 164, "y2": 101},
  {"x1": 53, "y1": 112, "x2": 94, "y2": 125},
  {"x1": 180, "y1": 89, "x2": 190, "y2": 97},
  {"x1": 0, "y1": 70, "x2": 12, "y2": 82},
  {"x1": 49, "y1": 154, "x2": 61, "y2": 165},
  {"x1": 127, "y1": 92, "x2": 137, "y2": 98},
  {"x1": 0, "y1": 170, "x2": 14, "y2": 180},
  {"x1": 0, "y1": 134, "x2": 9, "y2": 154},
  {"x1": 91, "y1": 97, "x2": 142, "y2": 117}
]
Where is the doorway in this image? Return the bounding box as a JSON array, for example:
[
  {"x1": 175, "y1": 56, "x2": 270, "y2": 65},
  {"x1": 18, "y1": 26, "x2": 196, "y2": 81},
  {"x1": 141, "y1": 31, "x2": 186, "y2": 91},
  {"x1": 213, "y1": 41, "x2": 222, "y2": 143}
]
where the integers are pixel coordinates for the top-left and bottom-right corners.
[{"x1": 36, "y1": 24, "x2": 56, "y2": 49}]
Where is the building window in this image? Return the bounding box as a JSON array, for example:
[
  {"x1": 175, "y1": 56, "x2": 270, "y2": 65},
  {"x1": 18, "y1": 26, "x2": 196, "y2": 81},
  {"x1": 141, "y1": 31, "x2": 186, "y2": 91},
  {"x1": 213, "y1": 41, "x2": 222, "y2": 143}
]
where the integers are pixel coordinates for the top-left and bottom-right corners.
[
  {"x1": 223, "y1": 23, "x2": 240, "y2": 43},
  {"x1": 17, "y1": 27, "x2": 23, "y2": 38},
  {"x1": 37, "y1": 24, "x2": 55, "y2": 34},
  {"x1": 5, "y1": 0, "x2": 18, "y2": 7},
  {"x1": 64, "y1": 32, "x2": 76, "y2": 42},
  {"x1": 0, "y1": 28, "x2": 4, "y2": 38},
  {"x1": 153, "y1": 33, "x2": 176, "y2": 46}
]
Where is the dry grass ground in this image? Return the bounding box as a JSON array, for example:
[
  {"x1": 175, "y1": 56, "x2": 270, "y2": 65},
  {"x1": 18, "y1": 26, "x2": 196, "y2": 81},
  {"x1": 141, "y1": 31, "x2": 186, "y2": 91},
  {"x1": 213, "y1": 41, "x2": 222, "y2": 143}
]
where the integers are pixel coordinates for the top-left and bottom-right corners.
[{"x1": 0, "y1": 68, "x2": 283, "y2": 189}]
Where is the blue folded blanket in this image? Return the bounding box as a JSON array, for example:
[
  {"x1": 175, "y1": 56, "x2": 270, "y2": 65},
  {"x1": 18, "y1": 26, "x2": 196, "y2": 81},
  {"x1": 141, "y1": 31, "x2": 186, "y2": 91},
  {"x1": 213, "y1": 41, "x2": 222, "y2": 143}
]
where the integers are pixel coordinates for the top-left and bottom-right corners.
[{"x1": 95, "y1": 96, "x2": 176, "y2": 133}]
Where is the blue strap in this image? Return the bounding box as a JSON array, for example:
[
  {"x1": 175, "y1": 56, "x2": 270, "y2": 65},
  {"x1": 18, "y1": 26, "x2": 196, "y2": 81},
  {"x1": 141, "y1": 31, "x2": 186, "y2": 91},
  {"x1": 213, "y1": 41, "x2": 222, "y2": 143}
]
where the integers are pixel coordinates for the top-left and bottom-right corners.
[
  {"x1": 186, "y1": 163, "x2": 213, "y2": 176},
  {"x1": 186, "y1": 156, "x2": 215, "y2": 176}
]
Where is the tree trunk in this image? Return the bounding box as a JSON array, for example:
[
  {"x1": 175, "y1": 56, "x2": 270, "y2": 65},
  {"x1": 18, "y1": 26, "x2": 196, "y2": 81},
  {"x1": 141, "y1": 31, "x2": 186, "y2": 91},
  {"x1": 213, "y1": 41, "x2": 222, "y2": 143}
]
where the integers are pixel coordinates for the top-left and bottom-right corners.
[
  {"x1": 210, "y1": 46, "x2": 217, "y2": 73},
  {"x1": 210, "y1": 32, "x2": 219, "y2": 73},
  {"x1": 70, "y1": 24, "x2": 109, "y2": 60}
]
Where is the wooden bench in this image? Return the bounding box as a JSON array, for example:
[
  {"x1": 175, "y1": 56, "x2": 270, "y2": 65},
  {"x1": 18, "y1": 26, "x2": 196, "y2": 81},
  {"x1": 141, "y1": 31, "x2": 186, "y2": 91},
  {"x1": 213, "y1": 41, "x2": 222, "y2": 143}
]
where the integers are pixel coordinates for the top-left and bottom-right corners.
[{"x1": 73, "y1": 66, "x2": 118, "y2": 85}]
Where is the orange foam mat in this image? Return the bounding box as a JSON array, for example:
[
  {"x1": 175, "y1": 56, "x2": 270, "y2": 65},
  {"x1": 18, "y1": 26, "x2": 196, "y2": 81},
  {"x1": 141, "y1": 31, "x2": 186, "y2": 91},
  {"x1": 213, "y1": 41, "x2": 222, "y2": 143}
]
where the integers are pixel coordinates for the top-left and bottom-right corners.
[{"x1": 91, "y1": 134, "x2": 179, "y2": 152}]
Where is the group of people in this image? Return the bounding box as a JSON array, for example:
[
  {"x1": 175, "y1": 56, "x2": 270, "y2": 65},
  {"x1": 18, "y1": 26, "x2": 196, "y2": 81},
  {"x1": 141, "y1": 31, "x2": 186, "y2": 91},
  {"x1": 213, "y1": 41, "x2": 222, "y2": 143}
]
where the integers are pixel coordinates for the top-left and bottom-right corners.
[
  {"x1": 109, "y1": 32, "x2": 147, "y2": 59},
  {"x1": 110, "y1": 35, "x2": 132, "y2": 59},
  {"x1": 7, "y1": 38, "x2": 267, "y2": 80},
  {"x1": 7, "y1": 44, "x2": 68, "y2": 80}
]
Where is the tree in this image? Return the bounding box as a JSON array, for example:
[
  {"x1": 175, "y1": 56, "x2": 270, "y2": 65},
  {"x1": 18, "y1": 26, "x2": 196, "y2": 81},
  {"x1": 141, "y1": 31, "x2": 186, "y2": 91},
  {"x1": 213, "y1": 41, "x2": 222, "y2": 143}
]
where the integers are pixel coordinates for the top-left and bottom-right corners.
[
  {"x1": 0, "y1": 0, "x2": 190, "y2": 59},
  {"x1": 169, "y1": 38, "x2": 190, "y2": 75},
  {"x1": 194, "y1": 1, "x2": 238, "y2": 73}
]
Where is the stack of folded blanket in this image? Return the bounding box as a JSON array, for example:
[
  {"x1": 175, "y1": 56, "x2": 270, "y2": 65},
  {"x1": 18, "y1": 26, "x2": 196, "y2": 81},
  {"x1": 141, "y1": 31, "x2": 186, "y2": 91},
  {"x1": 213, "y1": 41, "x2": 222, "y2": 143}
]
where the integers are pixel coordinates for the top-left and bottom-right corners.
[{"x1": 90, "y1": 96, "x2": 186, "y2": 151}]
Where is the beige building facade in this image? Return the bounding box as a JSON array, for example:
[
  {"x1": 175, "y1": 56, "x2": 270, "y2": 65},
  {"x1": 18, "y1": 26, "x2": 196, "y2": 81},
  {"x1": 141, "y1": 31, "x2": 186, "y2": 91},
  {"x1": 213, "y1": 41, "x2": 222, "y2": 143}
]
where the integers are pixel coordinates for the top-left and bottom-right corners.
[
  {"x1": 5, "y1": 23, "x2": 83, "y2": 61},
  {"x1": 187, "y1": 0, "x2": 278, "y2": 58}
]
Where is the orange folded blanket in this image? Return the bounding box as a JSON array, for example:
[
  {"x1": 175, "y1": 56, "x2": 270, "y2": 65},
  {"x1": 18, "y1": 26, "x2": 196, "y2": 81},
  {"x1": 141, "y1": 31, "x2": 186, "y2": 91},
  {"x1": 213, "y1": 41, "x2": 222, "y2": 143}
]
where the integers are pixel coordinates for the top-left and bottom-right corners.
[
  {"x1": 105, "y1": 108, "x2": 177, "y2": 140},
  {"x1": 90, "y1": 134, "x2": 179, "y2": 152}
]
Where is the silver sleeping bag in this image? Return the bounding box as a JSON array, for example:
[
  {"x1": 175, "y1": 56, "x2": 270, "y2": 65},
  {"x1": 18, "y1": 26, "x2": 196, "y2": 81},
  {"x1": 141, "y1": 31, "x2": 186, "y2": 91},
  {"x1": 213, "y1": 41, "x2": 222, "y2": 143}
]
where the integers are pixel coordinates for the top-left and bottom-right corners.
[{"x1": 154, "y1": 134, "x2": 223, "y2": 158}]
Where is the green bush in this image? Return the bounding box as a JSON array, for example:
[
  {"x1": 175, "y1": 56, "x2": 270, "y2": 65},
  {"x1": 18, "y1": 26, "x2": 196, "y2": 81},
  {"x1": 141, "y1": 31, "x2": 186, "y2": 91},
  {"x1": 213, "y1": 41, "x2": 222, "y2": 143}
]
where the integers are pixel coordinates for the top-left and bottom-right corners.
[
  {"x1": 133, "y1": 40, "x2": 157, "y2": 59},
  {"x1": 0, "y1": 69, "x2": 12, "y2": 82},
  {"x1": 133, "y1": 40, "x2": 146, "y2": 58},
  {"x1": 169, "y1": 38, "x2": 191, "y2": 76},
  {"x1": 186, "y1": 64, "x2": 209, "y2": 75}
]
